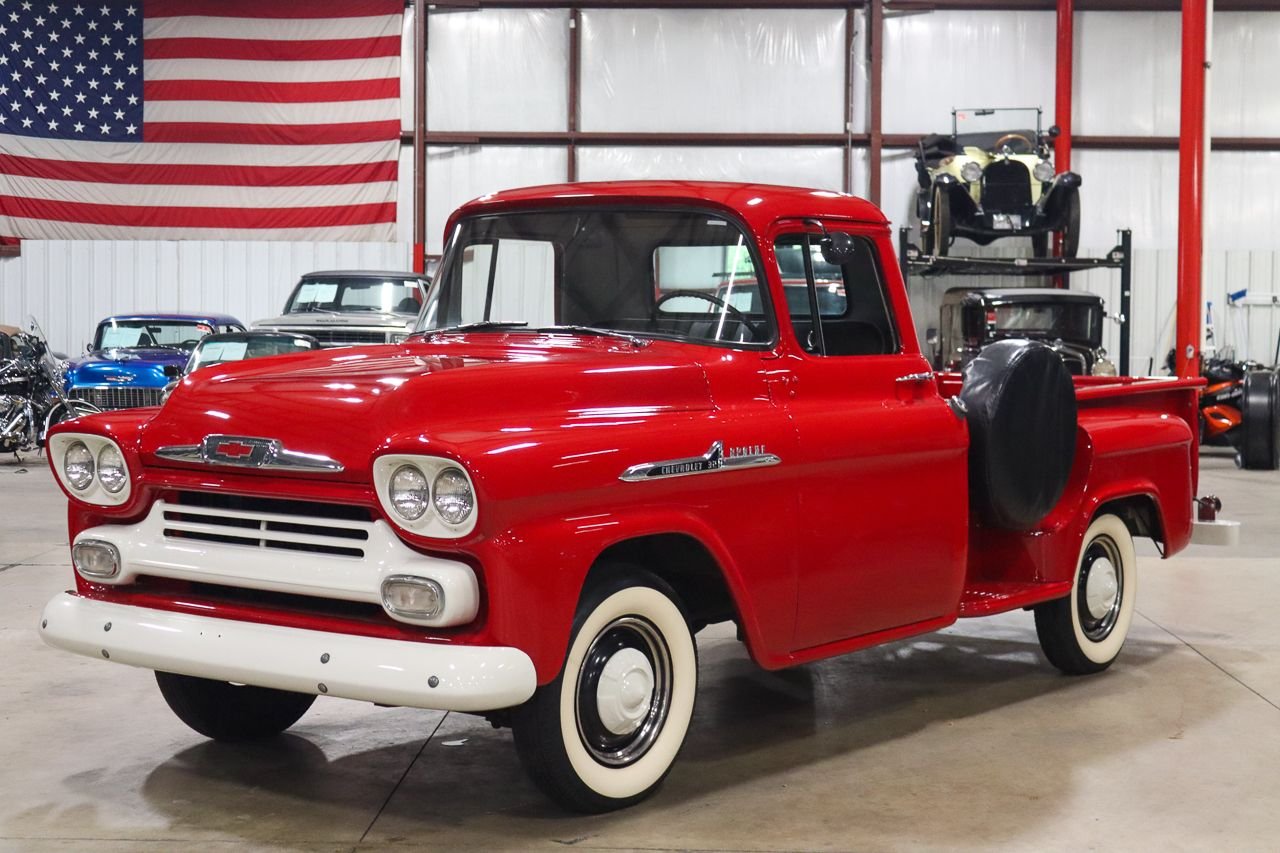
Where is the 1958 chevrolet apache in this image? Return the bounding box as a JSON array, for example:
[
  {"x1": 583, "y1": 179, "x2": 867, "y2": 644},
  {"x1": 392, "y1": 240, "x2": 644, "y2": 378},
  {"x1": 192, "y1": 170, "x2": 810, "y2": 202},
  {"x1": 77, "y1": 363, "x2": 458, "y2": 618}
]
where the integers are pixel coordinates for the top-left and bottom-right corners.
[{"x1": 41, "y1": 182, "x2": 1225, "y2": 812}]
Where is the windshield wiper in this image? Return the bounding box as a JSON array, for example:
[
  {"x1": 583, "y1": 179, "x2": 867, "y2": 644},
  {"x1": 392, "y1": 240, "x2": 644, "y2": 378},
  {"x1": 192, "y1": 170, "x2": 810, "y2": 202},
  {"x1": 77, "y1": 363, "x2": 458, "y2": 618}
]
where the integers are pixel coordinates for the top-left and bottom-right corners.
[
  {"x1": 430, "y1": 321, "x2": 530, "y2": 334},
  {"x1": 531, "y1": 325, "x2": 650, "y2": 347}
]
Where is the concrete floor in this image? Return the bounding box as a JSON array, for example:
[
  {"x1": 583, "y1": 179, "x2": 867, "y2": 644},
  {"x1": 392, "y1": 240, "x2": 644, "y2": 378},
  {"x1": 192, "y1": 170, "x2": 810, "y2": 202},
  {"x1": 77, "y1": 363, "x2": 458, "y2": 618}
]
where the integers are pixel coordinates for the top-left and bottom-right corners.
[{"x1": 1, "y1": 451, "x2": 1277, "y2": 852}]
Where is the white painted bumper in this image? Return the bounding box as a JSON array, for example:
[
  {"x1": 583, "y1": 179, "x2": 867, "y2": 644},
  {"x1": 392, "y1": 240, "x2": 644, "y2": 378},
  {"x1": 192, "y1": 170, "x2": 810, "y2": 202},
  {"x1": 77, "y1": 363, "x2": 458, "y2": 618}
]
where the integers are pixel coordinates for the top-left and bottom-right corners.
[
  {"x1": 40, "y1": 593, "x2": 537, "y2": 713},
  {"x1": 1190, "y1": 519, "x2": 1241, "y2": 547}
]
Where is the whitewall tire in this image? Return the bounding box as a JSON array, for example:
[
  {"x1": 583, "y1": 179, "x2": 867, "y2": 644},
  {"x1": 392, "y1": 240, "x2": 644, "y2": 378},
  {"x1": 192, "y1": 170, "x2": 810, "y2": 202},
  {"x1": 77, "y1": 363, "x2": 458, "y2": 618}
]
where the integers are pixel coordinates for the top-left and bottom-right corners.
[
  {"x1": 513, "y1": 570, "x2": 697, "y2": 812},
  {"x1": 1035, "y1": 513, "x2": 1137, "y2": 674}
]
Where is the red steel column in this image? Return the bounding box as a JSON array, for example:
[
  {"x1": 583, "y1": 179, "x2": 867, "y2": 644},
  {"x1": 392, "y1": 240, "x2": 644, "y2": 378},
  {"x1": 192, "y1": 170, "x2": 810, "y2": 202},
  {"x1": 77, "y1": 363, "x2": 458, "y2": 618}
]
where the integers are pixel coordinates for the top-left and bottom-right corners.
[
  {"x1": 1176, "y1": 0, "x2": 1209, "y2": 378},
  {"x1": 412, "y1": 0, "x2": 427, "y2": 274},
  {"x1": 1053, "y1": 0, "x2": 1072, "y2": 259}
]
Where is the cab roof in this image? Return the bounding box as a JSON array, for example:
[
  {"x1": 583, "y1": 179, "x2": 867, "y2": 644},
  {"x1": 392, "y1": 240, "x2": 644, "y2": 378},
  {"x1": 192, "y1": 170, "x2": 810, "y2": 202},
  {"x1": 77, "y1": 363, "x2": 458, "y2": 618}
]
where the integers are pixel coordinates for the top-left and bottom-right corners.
[
  {"x1": 451, "y1": 181, "x2": 889, "y2": 233},
  {"x1": 98, "y1": 313, "x2": 243, "y2": 325}
]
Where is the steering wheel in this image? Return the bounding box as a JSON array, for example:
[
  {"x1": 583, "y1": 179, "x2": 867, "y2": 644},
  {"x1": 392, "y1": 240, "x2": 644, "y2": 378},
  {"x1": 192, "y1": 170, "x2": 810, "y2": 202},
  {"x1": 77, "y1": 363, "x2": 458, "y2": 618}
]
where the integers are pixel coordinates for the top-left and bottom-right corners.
[
  {"x1": 993, "y1": 132, "x2": 1034, "y2": 153},
  {"x1": 654, "y1": 290, "x2": 761, "y2": 341},
  {"x1": 180, "y1": 339, "x2": 202, "y2": 348}
]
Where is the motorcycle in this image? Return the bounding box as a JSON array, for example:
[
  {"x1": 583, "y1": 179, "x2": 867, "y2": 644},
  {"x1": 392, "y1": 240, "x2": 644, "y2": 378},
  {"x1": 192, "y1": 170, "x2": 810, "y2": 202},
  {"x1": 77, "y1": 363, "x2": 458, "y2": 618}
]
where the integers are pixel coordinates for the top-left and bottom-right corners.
[
  {"x1": 0, "y1": 317, "x2": 101, "y2": 457},
  {"x1": 1165, "y1": 349, "x2": 1280, "y2": 471}
]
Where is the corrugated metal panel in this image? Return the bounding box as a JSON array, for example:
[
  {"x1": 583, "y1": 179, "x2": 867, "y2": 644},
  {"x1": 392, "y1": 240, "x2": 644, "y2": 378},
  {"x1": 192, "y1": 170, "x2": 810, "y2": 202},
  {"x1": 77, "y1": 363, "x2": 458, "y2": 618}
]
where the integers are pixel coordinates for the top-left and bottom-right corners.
[{"x1": 0, "y1": 241, "x2": 410, "y2": 356}]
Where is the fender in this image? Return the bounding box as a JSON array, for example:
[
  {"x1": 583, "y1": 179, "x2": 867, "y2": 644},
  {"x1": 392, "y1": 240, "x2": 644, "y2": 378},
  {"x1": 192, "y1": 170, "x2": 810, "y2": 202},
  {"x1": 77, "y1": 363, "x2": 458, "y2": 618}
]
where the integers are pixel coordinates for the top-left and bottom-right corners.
[
  {"x1": 1034, "y1": 171, "x2": 1082, "y2": 223},
  {"x1": 478, "y1": 506, "x2": 787, "y2": 684},
  {"x1": 933, "y1": 174, "x2": 977, "y2": 218}
]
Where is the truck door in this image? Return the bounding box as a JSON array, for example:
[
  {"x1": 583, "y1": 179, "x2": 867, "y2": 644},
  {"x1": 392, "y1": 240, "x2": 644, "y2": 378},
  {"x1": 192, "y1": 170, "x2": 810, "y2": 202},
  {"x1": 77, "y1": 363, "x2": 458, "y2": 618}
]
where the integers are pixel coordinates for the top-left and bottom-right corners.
[{"x1": 769, "y1": 225, "x2": 970, "y2": 652}]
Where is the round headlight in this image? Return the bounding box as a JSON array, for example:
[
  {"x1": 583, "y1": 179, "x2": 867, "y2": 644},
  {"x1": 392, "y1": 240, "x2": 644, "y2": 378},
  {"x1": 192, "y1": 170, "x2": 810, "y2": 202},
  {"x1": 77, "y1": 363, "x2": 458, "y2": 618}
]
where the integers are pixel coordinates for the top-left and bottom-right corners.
[
  {"x1": 960, "y1": 161, "x2": 983, "y2": 183},
  {"x1": 1033, "y1": 160, "x2": 1055, "y2": 182},
  {"x1": 64, "y1": 441, "x2": 95, "y2": 491},
  {"x1": 389, "y1": 465, "x2": 430, "y2": 520},
  {"x1": 97, "y1": 445, "x2": 128, "y2": 494},
  {"x1": 433, "y1": 467, "x2": 474, "y2": 525}
]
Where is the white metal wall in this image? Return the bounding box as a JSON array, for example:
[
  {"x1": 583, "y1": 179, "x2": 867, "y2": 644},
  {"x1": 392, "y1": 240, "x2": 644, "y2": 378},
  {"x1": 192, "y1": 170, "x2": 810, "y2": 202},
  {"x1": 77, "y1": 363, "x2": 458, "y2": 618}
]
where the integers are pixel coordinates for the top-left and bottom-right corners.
[
  {"x1": 4, "y1": 7, "x2": 1280, "y2": 369},
  {"x1": 0, "y1": 240, "x2": 410, "y2": 356}
]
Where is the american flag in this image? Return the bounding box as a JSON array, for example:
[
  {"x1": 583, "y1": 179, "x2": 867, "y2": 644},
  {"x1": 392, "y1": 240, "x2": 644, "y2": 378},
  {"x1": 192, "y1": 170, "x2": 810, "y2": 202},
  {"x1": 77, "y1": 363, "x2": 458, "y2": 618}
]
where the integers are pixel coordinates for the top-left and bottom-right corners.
[{"x1": 0, "y1": 0, "x2": 401, "y2": 241}]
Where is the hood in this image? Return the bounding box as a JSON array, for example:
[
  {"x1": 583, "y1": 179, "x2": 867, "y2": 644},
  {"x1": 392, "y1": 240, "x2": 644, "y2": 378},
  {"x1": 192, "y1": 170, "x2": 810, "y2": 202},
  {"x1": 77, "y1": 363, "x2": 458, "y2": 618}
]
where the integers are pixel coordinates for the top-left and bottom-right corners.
[
  {"x1": 69, "y1": 348, "x2": 188, "y2": 388},
  {"x1": 255, "y1": 312, "x2": 415, "y2": 329},
  {"x1": 140, "y1": 334, "x2": 715, "y2": 479}
]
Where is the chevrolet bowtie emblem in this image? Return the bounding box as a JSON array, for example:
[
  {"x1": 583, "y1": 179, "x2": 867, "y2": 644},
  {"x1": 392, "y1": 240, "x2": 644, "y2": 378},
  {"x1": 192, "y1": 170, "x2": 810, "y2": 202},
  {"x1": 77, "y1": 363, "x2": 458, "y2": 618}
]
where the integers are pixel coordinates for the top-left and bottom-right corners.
[{"x1": 155, "y1": 435, "x2": 344, "y2": 473}]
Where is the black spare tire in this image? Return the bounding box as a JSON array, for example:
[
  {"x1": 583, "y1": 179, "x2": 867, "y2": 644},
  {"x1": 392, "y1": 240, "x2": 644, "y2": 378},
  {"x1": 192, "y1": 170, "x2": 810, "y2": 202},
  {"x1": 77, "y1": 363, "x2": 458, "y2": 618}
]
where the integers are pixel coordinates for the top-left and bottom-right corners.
[
  {"x1": 960, "y1": 340, "x2": 1078, "y2": 530},
  {"x1": 1239, "y1": 370, "x2": 1280, "y2": 471}
]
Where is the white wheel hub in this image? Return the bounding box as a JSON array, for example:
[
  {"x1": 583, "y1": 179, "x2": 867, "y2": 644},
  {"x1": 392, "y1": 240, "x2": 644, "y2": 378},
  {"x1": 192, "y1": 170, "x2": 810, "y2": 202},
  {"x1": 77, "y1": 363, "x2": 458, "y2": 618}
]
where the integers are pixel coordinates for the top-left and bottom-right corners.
[
  {"x1": 595, "y1": 647, "x2": 654, "y2": 736},
  {"x1": 1085, "y1": 556, "x2": 1119, "y2": 619}
]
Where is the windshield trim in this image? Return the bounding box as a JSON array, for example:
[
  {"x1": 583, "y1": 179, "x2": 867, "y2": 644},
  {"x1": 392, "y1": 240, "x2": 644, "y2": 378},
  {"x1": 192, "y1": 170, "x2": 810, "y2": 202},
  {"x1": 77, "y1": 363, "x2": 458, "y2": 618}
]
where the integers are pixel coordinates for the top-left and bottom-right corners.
[{"x1": 418, "y1": 204, "x2": 779, "y2": 352}]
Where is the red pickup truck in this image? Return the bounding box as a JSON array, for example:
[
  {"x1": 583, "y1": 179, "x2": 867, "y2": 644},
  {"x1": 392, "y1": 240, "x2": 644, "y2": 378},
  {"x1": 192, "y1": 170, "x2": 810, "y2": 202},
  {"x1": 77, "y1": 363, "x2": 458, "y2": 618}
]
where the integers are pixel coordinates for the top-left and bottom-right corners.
[{"x1": 42, "y1": 182, "x2": 1220, "y2": 813}]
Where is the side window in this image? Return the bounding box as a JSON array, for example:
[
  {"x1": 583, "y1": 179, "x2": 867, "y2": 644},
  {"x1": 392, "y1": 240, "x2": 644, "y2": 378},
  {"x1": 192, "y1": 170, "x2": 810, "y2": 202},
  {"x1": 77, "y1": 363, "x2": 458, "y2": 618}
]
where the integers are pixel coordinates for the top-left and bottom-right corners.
[{"x1": 773, "y1": 233, "x2": 898, "y2": 357}]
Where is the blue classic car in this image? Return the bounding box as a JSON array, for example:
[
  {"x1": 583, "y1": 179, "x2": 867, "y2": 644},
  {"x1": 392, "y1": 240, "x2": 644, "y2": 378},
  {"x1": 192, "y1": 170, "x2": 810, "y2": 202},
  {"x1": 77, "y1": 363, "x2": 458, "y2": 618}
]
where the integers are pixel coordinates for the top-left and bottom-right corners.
[{"x1": 66, "y1": 313, "x2": 245, "y2": 411}]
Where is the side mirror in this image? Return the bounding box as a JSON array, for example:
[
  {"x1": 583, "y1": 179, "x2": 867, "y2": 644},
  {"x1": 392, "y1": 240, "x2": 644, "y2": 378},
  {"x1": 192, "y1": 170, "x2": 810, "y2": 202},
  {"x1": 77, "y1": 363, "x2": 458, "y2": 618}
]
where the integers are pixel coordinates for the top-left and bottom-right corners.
[
  {"x1": 162, "y1": 364, "x2": 183, "y2": 379},
  {"x1": 820, "y1": 231, "x2": 857, "y2": 266},
  {"x1": 85, "y1": 342, "x2": 93, "y2": 353}
]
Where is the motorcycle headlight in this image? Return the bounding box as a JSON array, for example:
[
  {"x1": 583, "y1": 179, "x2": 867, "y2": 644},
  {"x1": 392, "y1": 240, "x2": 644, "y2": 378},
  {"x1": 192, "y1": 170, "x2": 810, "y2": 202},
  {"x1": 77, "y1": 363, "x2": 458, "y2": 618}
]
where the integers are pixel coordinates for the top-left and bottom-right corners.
[
  {"x1": 97, "y1": 445, "x2": 128, "y2": 494},
  {"x1": 433, "y1": 467, "x2": 474, "y2": 525},
  {"x1": 64, "y1": 441, "x2": 95, "y2": 491},
  {"x1": 388, "y1": 464, "x2": 430, "y2": 521},
  {"x1": 1033, "y1": 160, "x2": 1055, "y2": 182},
  {"x1": 960, "y1": 161, "x2": 983, "y2": 183}
]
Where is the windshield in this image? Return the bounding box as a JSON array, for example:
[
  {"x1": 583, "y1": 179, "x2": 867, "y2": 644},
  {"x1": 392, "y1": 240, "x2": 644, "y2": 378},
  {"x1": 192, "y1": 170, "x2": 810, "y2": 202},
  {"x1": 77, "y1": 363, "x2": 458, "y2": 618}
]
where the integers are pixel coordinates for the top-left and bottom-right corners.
[
  {"x1": 285, "y1": 277, "x2": 424, "y2": 315},
  {"x1": 952, "y1": 108, "x2": 1041, "y2": 152},
  {"x1": 418, "y1": 208, "x2": 774, "y2": 347},
  {"x1": 187, "y1": 335, "x2": 317, "y2": 373},
  {"x1": 992, "y1": 302, "x2": 1102, "y2": 347},
  {"x1": 94, "y1": 320, "x2": 214, "y2": 351}
]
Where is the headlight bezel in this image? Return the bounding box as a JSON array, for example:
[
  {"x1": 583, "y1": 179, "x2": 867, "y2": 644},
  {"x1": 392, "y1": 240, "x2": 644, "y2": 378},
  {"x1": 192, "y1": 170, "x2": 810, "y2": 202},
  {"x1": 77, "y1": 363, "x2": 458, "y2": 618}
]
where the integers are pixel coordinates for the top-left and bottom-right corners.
[
  {"x1": 388, "y1": 463, "x2": 431, "y2": 521},
  {"x1": 49, "y1": 433, "x2": 132, "y2": 505},
  {"x1": 64, "y1": 440, "x2": 95, "y2": 491},
  {"x1": 373, "y1": 454, "x2": 478, "y2": 538},
  {"x1": 960, "y1": 160, "x2": 983, "y2": 183},
  {"x1": 1033, "y1": 160, "x2": 1055, "y2": 182},
  {"x1": 97, "y1": 444, "x2": 128, "y2": 494}
]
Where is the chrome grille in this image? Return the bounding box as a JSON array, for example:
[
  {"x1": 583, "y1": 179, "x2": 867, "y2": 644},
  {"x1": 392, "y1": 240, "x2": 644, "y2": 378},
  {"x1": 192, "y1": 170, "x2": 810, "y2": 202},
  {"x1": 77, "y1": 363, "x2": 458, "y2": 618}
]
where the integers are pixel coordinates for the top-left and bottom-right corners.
[
  {"x1": 71, "y1": 386, "x2": 164, "y2": 410},
  {"x1": 304, "y1": 329, "x2": 388, "y2": 346},
  {"x1": 163, "y1": 491, "x2": 373, "y2": 559}
]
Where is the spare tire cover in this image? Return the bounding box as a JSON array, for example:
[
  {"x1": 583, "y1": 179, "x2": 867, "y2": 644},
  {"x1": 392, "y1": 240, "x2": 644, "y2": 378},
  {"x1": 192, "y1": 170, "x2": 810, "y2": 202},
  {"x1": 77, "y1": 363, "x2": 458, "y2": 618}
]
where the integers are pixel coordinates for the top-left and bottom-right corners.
[{"x1": 959, "y1": 339, "x2": 1077, "y2": 530}]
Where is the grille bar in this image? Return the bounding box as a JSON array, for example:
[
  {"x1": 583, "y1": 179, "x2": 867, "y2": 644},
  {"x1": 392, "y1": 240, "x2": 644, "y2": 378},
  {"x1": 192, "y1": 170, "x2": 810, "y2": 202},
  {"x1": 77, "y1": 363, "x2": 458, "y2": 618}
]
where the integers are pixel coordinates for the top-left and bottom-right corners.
[
  {"x1": 160, "y1": 497, "x2": 373, "y2": 559},
  {"x1": 70, "y1": 386, "x2": 164, "y2": 410}
]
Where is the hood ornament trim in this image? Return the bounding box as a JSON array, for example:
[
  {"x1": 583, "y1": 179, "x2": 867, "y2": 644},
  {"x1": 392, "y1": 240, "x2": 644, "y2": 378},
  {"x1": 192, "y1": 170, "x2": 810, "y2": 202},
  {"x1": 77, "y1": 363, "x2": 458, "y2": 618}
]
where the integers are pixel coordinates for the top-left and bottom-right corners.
[
  {"x1": 156, "y1": 435, "x2": 344, "y2": 472},
  {"x1": 619, "y1": 441, "x2": 780, "y2": 482}
]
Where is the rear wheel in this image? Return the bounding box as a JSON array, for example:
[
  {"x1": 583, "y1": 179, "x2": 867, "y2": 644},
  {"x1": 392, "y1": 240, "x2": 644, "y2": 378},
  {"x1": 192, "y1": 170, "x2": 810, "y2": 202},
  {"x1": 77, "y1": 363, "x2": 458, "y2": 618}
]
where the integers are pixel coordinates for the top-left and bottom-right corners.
[
  {"x1": 930, "y1": 185, "x2": 952, "y2": 257},
  {"x1": 1034, "y1": 514, "x2": 1136, "y2": 675},
  {"x1": 512, "y1": 570, "x2": 697, "y2": 813},
  {"x1": 1060, "y1": 190, "x2": 1081, "y2": 258},
  {"x1": 155, "y1": 672, "x2": 316, "y2": 741},
  {"x1": 1238, "y1": 370, "x2": 1280, "y2": 470}
]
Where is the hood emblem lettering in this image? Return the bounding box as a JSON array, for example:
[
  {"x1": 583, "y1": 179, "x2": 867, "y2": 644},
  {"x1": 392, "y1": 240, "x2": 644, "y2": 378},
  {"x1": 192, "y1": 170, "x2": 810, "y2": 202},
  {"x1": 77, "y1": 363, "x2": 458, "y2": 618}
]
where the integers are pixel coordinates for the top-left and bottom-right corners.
[
  {"x1": 620, "y1": 441, "x2": 780, "y2": 482},
  {"x1": 156, "y1": 434, "x2": 344, "y2": 473}
]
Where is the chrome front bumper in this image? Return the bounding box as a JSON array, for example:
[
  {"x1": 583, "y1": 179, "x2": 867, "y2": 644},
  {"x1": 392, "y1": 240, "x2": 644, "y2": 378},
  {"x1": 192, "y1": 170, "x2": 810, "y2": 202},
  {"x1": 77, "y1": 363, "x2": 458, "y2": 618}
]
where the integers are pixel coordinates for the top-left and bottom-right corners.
[{"x1": 40, "y1": 593, "x2": 537, "y2": 712}]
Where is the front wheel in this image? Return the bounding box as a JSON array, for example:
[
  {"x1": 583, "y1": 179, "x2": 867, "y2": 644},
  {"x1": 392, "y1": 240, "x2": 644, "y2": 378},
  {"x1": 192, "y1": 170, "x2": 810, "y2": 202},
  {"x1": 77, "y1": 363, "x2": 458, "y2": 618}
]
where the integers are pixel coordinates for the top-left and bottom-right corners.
[
  {"x1": 155, "y1": 672, "x2": 316, "y2": 741},
  {"x1": 512, "y1": 571, "x2": 698, "y2": 813},
  {"x1": 1034, "y1": 514, "x2": 1136, "y2": 674}
]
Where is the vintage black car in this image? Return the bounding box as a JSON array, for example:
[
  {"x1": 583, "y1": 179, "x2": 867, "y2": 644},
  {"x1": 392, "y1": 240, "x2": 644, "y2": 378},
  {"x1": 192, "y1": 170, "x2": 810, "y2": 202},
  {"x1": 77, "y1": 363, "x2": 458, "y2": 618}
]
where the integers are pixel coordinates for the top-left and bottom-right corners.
[
  {"x1": 916, "y1": 107, "x2": 1082, "y2": 257},
  {"x1": 933, "y1": 287, "x2": 1115, "y2": 376}
]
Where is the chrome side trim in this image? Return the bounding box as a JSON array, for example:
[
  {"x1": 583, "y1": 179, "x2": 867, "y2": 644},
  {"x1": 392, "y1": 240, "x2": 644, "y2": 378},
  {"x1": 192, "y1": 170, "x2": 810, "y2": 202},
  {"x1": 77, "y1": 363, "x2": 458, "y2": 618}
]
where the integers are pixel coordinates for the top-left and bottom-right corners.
[
  {"x1": 619, "y1": 441, "x2": 781, "y2": 482},
  {"x1": 156, "y1": 434, "x2": 344, "y2": 472}
]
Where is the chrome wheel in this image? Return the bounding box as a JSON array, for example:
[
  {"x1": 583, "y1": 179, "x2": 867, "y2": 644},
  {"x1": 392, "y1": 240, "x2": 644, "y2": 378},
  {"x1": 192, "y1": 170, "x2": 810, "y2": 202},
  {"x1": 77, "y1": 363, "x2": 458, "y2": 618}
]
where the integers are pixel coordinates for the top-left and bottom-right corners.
[
  {"x1": 1078, "y1": 536, "x2": 1123, "y2": 642},
  {"x1": 575, "y1": 616, "x2": 672, "y2": 767}
]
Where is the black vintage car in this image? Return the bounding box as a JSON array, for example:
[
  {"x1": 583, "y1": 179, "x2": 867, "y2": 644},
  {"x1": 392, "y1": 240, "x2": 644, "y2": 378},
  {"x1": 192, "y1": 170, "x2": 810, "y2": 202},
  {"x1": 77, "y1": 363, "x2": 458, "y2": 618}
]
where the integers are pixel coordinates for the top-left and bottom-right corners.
[
  {"x1": 934, "y1": 287, "x2": 1115, "y2": 376},
  {"x1": 915, "y1": 107, "x2": 1082, "y2": 258}
]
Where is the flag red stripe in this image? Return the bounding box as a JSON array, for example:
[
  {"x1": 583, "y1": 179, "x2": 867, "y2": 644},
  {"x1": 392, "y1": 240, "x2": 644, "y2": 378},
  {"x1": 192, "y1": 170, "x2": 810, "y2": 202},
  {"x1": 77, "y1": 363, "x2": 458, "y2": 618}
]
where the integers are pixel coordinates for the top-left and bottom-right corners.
[
  {"x1": 145, "y1": 78, "x2": 399, "y2": 103},
  {"x1": 1, "y1": 197, "x2": 397, "y2": 229},
  {"x1": 144, "y1": 36, "x2": 400, "y2": 62},
  {"x1": 145, "y1": 0, "x2": 402, "y2": 19},
  {"x1": 145, "y1": 121, "x2": 400, "y2": 145},
  {"x1": 0, "y1": 154, "x2": 397, "y2": 187}
]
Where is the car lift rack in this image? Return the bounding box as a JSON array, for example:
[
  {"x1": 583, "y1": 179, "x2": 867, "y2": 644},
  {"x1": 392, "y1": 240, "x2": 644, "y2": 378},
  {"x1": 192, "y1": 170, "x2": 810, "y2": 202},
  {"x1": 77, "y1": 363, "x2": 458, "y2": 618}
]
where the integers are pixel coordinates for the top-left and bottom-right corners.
[{"x1": 898, "y1": 228, "x2": 1134, "y2": 375}]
